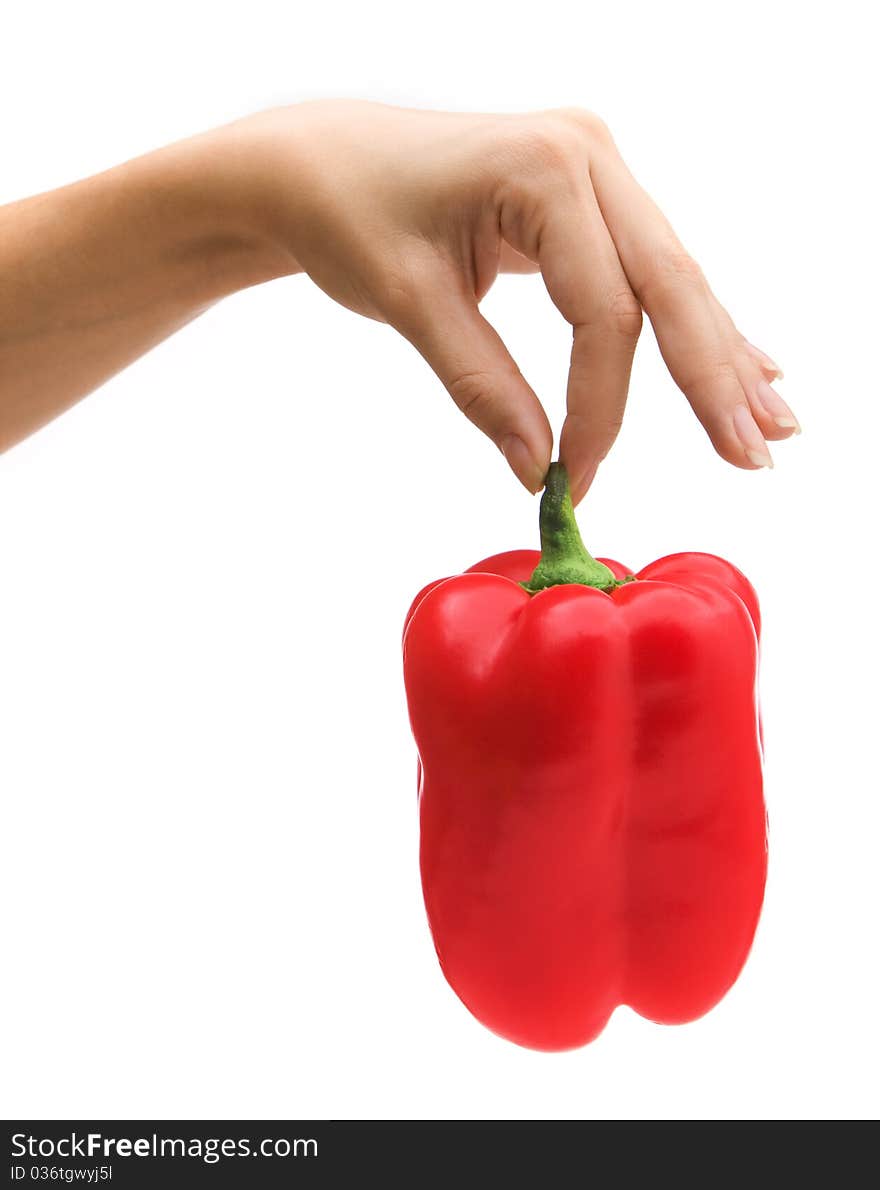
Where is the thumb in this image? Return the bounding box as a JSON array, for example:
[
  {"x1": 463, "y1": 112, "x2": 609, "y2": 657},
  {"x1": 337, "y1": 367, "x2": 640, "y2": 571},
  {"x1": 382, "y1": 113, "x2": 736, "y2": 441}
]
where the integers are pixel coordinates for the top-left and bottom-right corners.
[{"x1": 393, "y1": 288, "x2": 552, "y2": 493}]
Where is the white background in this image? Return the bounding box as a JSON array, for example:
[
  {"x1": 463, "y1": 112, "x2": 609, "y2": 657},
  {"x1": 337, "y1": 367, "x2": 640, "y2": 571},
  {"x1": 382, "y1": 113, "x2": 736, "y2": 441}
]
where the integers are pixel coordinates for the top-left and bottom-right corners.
[{"x1": 2, "y1": 1, "x2": 877, "y2": 1120}]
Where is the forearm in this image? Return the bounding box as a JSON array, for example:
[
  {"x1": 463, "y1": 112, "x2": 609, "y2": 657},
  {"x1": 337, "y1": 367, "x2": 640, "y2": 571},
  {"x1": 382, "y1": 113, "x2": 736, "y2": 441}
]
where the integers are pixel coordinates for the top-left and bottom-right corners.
[{"x1": 0, "y1": 123, "x2": 296, "y2": 451}]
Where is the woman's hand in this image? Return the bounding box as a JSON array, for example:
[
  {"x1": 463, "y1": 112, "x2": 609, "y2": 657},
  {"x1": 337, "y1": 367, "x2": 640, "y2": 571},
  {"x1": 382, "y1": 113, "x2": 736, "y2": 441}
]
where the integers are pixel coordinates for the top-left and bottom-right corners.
[
  {"x1": 244, "y1": 100, "x2": 798, "y2": 500},
  {"x1": 0, "y1": 99, "x2": 798, "y2": 493}
]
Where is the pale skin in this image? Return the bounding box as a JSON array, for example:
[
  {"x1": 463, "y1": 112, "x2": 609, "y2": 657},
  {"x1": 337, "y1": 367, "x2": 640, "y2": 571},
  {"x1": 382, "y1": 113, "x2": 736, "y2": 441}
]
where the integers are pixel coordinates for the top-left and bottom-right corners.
[{"x1": 0, "y1": 100, "x2": 799, "y2": 501}]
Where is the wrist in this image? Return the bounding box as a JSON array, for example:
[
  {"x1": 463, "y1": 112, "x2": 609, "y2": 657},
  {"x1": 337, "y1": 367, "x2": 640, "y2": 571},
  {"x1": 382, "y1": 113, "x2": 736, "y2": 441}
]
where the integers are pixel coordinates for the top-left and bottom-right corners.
[{"x1": 138, "y1": 118, "x2": 303, "y2": 304}]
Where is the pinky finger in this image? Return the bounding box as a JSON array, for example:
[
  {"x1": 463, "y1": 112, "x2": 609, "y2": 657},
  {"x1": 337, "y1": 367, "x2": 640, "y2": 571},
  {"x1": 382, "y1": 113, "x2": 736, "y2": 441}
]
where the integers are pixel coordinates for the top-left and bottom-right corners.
[
  {"x1": 731, "y1": 344, "x2": 801, "y2": 441},
  {"x1": 744, "y1": 340, "x2": 784, "y2": 380}
]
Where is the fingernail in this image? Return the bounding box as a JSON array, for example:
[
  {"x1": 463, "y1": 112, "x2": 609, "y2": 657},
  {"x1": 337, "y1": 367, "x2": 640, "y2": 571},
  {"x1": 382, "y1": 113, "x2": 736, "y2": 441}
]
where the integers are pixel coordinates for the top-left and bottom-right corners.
[
  {"x1": 755, "y1": 378, "x2": 801, "y2": 434},
  {"x1": 501, "y1": 435, "x2": 545, "y2": 493},
  {"x1": 746, "y1": 448, "x2": 774, "y2": 469},
  {"x1": 745, "y1": 341, "x2": 784, "y2": 379},
  {"x1": 733, "y1": 404, "x2": 774, "y2": 469}
]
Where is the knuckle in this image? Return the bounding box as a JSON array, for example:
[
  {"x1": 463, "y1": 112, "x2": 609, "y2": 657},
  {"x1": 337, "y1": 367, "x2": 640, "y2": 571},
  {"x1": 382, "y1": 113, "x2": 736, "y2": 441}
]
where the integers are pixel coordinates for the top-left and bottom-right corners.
[
  {"x1": 508, "y1": 119, "x2": 585, "y2": 183},
  {"x1": 636, "y1": 248, "x2": 705, "y2": 308},
  {"x1": 380, "y1": 264, "x2": 431, "y2": 327},
  {"x1": 382, "y1": 284, "x2": 414, "y2": 326},
  {"x1": 564, "y1": 410, "x2": 622, "y2": 455},
  {"x1": 592, "y1": 416, "x2": 624, "y2": 450},
  {"x1": 653, "y1": 249, "x2": 704, "y2": 291},
  {"x1": 447, "y1": 370, "x2": 498, "y2": 423},
  {"x1": 604, "y1": 290, "x2": 643, "y2": 339},
  {"x1": 553, "y1": 106, "x2": 611, "y2": 144},
  {"x1": 680, "y1": 357, "x2": 740, "y2": 396}
]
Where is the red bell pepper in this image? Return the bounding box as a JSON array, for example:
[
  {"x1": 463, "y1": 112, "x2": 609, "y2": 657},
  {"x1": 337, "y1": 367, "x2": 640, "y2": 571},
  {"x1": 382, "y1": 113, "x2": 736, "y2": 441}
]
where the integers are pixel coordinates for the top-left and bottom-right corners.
[{"x1": 403, "y1": 464, "x2": 766, "y2": 1051}]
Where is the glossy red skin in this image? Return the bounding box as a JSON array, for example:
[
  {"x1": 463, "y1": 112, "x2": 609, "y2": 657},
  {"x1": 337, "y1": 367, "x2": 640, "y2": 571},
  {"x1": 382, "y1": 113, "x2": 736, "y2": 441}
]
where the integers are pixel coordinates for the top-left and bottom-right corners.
[{"x1": 403, "y1": 551, "x2": 766, "y2": 1051}]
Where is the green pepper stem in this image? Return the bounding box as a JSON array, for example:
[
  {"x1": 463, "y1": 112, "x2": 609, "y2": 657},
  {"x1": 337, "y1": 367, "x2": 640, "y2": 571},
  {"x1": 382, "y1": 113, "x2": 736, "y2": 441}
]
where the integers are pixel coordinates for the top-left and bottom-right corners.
[{"x1": 522, "y1": 463, "x2": 618, "y2": 593}]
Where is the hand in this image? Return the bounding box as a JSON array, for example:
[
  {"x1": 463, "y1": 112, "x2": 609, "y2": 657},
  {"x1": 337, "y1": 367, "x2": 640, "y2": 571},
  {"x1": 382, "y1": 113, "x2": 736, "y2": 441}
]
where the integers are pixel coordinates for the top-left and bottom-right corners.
[
  {"x1": 0, "y1": 100, "x2": 799, "y2": 487},
  {"x1": 246, "y1": 100, "x2": 799, "y2": 501}
]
